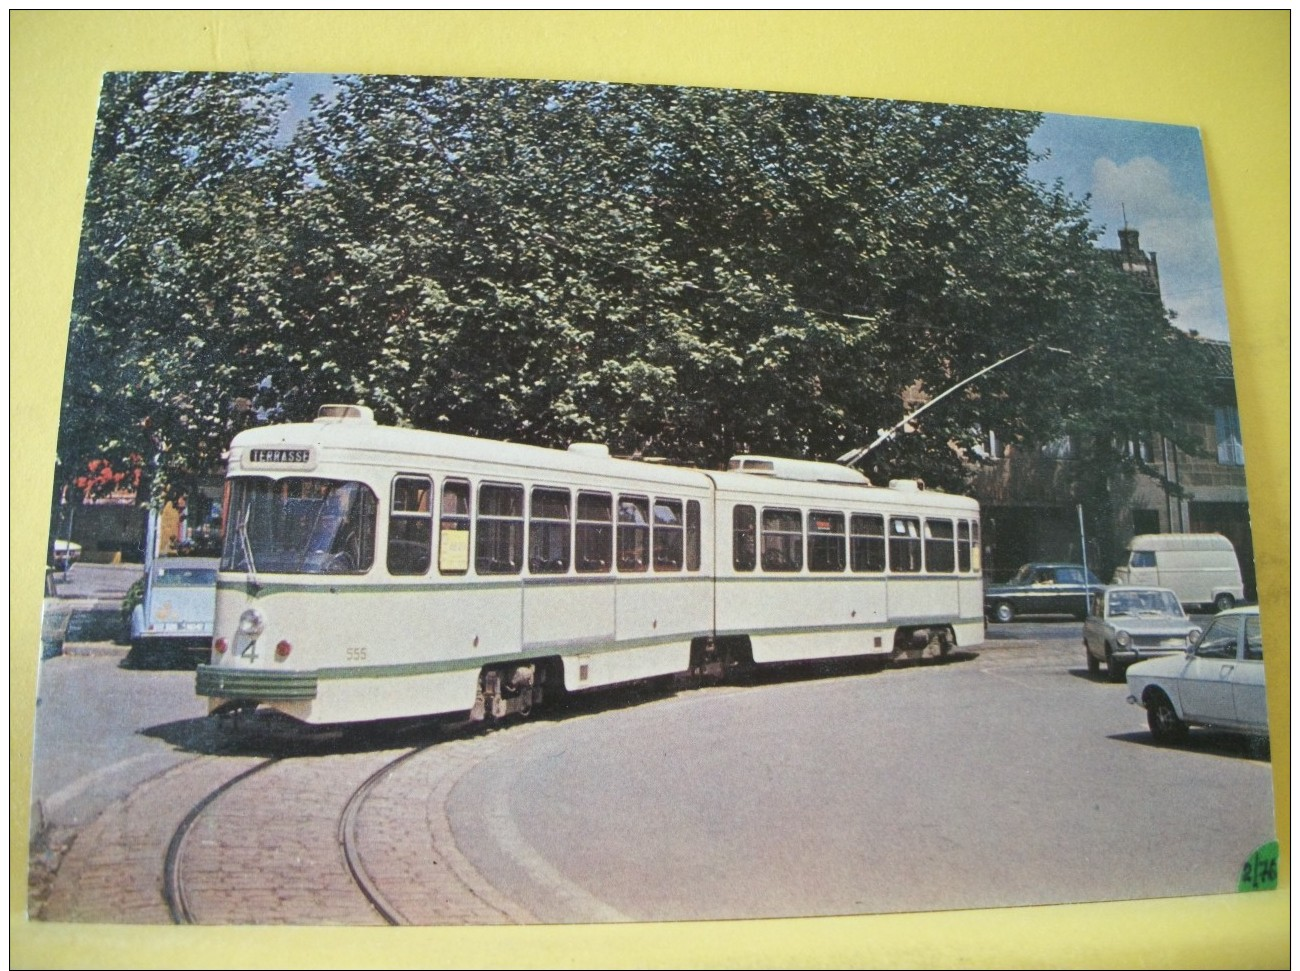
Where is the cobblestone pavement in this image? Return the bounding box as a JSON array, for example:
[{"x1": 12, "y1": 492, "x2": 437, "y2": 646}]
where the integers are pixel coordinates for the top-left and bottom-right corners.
[
  {"x1": 38, "y1": 756, "x2": 263, "y2": 923},
  {"x1": 33, "y1": 717, "x2": 559, "y2": 925},
  {"x1": 31, "y1": 642, "x2": 1040, "y2": 927}
]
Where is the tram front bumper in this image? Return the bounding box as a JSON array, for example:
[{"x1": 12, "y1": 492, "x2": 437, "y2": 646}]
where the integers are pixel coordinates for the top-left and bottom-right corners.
[{"x1": 196, "y1": 664, "x2": 319, "y2": 702}]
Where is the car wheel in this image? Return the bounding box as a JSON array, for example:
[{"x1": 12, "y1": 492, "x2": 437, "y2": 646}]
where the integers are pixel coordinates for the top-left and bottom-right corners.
[
  {"x1": 1146, "y1": 691, "x2": 1188, "y2": 744},
  {"x1": 1086, "y1": 647, "x2": 1100, "y2": 676},
  {"x1": 993, "y1": 602, "x2": 1014, "y2": 624},
  {"x1": 1213, "y1": 593, "x2": 1235, "y2": 613},
  {"x1": 1105, "y1": 646, "x2": 1125, "y2": 683}
]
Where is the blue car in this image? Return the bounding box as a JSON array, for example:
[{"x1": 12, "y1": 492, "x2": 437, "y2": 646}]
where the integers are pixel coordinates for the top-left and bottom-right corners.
[{"x1": 985, "y1": 562, "x2": 1105, "y2": 623}]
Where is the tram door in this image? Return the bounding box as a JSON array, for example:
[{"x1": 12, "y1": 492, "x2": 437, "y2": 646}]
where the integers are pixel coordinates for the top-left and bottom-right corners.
[{"x1": 522, "y1": 488, "x2": 616, "y2": 652}]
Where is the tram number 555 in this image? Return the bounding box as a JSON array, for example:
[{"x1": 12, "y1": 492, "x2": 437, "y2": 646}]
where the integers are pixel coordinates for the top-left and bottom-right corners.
[{"x1": 346, "y1": 646, "x2": 368, "y2": 662}]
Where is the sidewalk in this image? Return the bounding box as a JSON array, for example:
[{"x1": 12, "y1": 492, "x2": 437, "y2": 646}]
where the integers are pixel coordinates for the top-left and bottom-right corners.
[{"x1": 42, "y1": 562, "x2": 142, "y2": 657}]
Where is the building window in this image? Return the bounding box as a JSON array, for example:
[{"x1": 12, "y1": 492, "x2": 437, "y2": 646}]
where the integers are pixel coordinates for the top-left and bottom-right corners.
[
  {"x1": 1040, "y1": 436, "x2": 1075, "y2": 459},
  {"x1": 1215, "y1": 407, "x2": 1245, "y2": 466}
]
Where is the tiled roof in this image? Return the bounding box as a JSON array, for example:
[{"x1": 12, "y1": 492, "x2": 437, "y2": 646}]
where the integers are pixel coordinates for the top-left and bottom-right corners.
[{"x1": 1195, "y1": 337, "x2": 1235, "y2": 379}]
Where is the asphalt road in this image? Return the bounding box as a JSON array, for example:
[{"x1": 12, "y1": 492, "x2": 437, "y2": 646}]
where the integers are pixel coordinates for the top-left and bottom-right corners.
[
  {"x1": 446, "y1": 637, "x2": 1275, "y2": 921},
  {"x1": 25, "y1": 620, "x2": 1277, "y2": 927}
]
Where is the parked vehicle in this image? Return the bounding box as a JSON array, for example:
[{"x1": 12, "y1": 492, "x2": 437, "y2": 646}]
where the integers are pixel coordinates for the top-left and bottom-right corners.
[
  {"x1": 984, "y1": 562, "x2": 1104, "y2": 623},
  {"x1": 1110, "y1": 533, "x2": 1244, "y2": 612},
  {"x1": 129, "y1": 557, "x2": 218, "y2": 665},
  {"x1": 1126, "y1": 606, "x2": 1267, "y2": 744},
  {"x1": 52, "y1": 539, "x2": 81, "y2": 569},
  {"x1": 1083, "y1": 586, "x2": 1202, "y2": 682}
]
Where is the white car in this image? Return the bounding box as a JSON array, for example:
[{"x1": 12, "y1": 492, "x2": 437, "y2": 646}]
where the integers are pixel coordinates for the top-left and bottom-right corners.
[
  {"x1": 129, "y1": 557, "x2": 218, "y2": 665},
  {"x1": 52, "y1": 539, "x2": 82, "y2": 569},
  {"x1": 1083, "y1": 586, "x2": 1202, "y2": 682},
  {"x1": 1126, "y1": 606, "x2": 1267, "y2": 744}
]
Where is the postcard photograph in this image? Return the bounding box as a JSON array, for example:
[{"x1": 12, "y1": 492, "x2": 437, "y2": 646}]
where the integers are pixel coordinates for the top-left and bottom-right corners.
[{"x1": 28, "y1": 70, "x2": 1277, "y2": 928}]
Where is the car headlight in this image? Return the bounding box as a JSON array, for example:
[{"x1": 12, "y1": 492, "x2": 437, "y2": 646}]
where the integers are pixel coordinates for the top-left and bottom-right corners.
[
  {"x1": 1115, "y1": 630, "x2": 1131, "y2": 648},
  {"x1": 238, "y1": 608, "x2": 265, "y2": 637},
  {"x1": 1187, "y1": 628, "x2": 1202, "y2": 646}
]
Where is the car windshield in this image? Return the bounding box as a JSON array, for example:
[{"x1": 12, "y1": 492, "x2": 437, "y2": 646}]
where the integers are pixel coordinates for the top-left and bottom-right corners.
[
  {"x1": 220, "y1": 476, "x2": 377, "y2": 575},
  {"x1": 153, "y1": 566, "x2": 217, "y2": 587},
  {"x1": 1107, "y1": 590, "x2": 1182, "y2": 618}
]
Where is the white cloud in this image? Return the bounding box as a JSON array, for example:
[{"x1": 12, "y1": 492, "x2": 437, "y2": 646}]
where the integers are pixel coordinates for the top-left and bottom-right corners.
[{"x1": 1089, "y1": 156, "x2": 1229, "y2": 341}]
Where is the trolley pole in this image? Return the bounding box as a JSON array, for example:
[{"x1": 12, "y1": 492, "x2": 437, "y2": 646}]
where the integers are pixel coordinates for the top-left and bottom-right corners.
[{"x1": 837, "y1": 343, "x2": 1070, "y2": 469}]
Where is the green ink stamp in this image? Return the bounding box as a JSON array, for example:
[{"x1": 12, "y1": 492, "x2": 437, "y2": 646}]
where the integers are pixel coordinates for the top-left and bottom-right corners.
[{"x1": 1238, "y1": 841, "x2": 1279, "y2": 892}]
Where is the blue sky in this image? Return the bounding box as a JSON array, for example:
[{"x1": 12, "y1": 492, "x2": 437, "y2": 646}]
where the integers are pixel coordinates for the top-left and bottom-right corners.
[{"x1": 1030, "y1": 113, "x2": 1231, "y2": 342}]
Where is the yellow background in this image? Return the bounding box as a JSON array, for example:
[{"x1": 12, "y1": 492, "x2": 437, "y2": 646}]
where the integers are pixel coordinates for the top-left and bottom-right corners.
[{"x1": 11, "y1": 11, "x2": 1288, "y2": 967}]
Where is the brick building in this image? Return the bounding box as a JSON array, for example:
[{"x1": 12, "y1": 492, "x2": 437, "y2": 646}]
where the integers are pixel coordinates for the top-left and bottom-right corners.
[{"x1": 971, "y1": 228, "x2": 1254, "y2": 597}]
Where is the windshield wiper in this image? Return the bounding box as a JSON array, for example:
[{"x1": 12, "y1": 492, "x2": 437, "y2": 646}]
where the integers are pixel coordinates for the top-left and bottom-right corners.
[{"x1": 237, "y1": 507, "x2": 262, "y2": 592}]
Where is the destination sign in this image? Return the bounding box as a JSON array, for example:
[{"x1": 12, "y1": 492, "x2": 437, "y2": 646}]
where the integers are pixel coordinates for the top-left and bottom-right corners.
[{"x1": 247, "y1": 447, "x2": 313, "y2": 465}]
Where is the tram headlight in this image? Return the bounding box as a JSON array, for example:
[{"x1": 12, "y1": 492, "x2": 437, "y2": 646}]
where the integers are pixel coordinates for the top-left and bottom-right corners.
[{"x1": 238, "y1": 608, "x2": 265, "y2": 637}]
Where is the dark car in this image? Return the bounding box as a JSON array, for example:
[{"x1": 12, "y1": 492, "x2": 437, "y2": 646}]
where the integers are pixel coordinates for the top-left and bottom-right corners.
[{"x1": 985, "y1": 562, "x2": 1105, "y2": 623}]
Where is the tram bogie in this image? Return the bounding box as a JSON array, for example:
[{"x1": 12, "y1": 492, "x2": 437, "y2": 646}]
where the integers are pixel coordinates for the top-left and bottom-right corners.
[{"x1": 198, "y1": 405, "x2": 985, "y2": 725}]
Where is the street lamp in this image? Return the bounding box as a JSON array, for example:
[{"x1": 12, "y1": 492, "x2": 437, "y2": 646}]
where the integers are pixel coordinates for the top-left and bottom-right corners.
[{"x1": 837, "y1": 343, "x2": 1072, "y2": 469}]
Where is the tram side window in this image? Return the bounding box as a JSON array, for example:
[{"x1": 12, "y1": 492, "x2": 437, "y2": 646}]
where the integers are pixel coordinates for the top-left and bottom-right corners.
[
  {"x1": 808, "y1": 511, "x2": 846, "y2": 572},
  {"x1": 850, "y1": 513, "x2": 886, "y2": 573},
  {"x1": 529, "y1": 487, "x2": 571, "y2": 574},
  {"x1": 618, "y1": 496, "x2": 650, "y2": 572},
  {"x1": 476, "y1": 483, "x2": 524, "y2": 574},
  {"x1": 686, "y1": 500, "x2": 701, "y2": 572},
  {"x1": 653, "y1": 498, "x2": 684, "y2": 571},
  {"x1": 890, "y1": 516, "x2": 922, "y2": 573},
  {"x1": 762, "y1": 508, "x2": 803, "y2": 572},
  {"x1": 958, "y1": 520, "x2": 981, "y2": 573},
  {"x1": 576, "y1": 492, "x2": 612, "y2": 573},
  {"x1": 388, "y1": 475, "x2": 432, "y2": 575},
  {"x1": 733, "y1": 505, "x2": 756, "y2": 572},
  {"x1": 925, "y1": 518, "x2": 955, "y2": 573},
  {"x1": 439, "y1": 480, "x2": 471, "y2": 574}
]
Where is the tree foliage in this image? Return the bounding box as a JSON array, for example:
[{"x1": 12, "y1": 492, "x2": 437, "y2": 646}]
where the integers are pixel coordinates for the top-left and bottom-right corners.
[{"x1": 58, "y1": 72, "x2": 1217, "y2": 510}]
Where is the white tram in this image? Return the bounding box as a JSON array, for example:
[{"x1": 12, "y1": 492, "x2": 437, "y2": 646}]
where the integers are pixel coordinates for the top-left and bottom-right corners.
[{"x1": 198, "y1": 405, "x2": 984, "y2": 725}]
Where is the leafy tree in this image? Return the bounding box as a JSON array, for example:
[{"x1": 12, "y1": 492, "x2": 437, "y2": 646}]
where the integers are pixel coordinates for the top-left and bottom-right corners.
[
  {"x1": 58, "y1": 71, "x2": 292, "y2": 508},
  {"x1": 57, "y1": 70, "x2": 1216, "y2": 544}
]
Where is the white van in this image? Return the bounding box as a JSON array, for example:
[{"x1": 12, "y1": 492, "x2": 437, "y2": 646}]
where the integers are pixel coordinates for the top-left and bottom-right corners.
[{"x1": 1111, "y1": 533, "x2": 1244, "y2": 612}]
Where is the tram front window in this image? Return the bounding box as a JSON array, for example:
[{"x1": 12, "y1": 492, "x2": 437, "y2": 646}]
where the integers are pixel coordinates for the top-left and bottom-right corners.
[{"x1": 221, "y1": 477, "x2": 377, "y2": 575}]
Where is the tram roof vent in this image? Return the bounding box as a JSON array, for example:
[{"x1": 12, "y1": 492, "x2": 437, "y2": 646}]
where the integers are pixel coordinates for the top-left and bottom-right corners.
[
  {"x1": 728, "y1": 455, "x2": 870, "y2": 485},
  {"x1": 568, "y1": 442, "x2": 611, "y2": 459},
  {"x1": 889, "y1": 478, "x2": 925, "y2": 492},
  {"x1": 315, "y1": 404, "x2": 376, "y2": 424}
]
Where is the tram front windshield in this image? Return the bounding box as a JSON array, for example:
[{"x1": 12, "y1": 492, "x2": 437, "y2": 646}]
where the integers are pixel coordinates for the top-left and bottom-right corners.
[{"x1": 221, "y1": 477, "x2": 377, "y2": 575}]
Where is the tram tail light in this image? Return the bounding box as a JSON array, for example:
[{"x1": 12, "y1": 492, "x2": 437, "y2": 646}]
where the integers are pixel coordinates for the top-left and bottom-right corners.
[
  {"x1": 214, "y1": 637, "x2": 228, "y2": 655},
  {"x1": 275, "y1": 640, "x2": 292, "y2": 660}
]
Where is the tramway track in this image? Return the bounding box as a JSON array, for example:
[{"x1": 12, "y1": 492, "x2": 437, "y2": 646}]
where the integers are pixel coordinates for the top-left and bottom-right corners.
[
  {"x1": 164, "y1": 758, "x2": 278, "y2": 923},
  {"x1": 162, "y1": 744, "x2": 436, "y2": 925},
  {"x1": 337, "y1": 745, "x2": 429, "y2": 924}
]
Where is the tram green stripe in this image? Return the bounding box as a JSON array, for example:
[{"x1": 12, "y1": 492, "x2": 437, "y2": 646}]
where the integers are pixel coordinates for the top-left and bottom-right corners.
[
  {"x1": 716, "y1": 616, "x2": 980, "y2": 639},
  {"x1": 197, "y1": 630, "x2": 696, "y2": 696},
  {"x1": 216, "y1": 575, "x2": 713, "y2": 596},
  {"x1": 199, "y1": 608, "x2": 983, "y2": 699}
]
